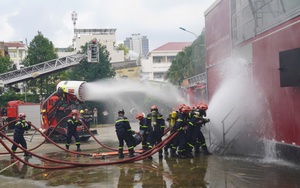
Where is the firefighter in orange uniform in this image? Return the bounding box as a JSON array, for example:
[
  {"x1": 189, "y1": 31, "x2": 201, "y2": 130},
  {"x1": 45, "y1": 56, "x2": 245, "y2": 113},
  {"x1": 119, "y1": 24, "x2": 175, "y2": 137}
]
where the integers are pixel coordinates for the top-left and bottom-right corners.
[{"x1": 66, "y1": 109, "x2": 81, "y2": 151}]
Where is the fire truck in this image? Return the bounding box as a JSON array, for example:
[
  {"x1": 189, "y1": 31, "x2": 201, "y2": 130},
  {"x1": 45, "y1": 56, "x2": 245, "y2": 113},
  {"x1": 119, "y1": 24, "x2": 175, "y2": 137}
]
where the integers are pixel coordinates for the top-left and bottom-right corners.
[
  {"x1": 0, "y1": 43, "x2": 99, "y2": 142},
  {"x1": 181, "y1": 72, "x2": 207, "y2": 105}
]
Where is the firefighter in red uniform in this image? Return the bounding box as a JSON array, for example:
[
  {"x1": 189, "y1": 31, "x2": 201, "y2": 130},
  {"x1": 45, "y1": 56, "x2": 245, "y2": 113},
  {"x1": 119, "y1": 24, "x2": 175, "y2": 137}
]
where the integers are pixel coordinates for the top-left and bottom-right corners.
[
  {"x1": 66, "y1": 109, "x2": 81, "y2": 151},
  {"x1": 146, "y1": 105, "x2": 166, "y2": 159},
  {"x1": 195, "y1": 103, "x2": 212, "y2": 155},
  {"x1": 136, "y1": 113, "x2": 149, "y2": 151},
  {"x1": 11, "y1": 113, "x2": 31, "y2": 159},
  {"x1": 115, "y1": 109, "x2": 135, "y2": 158}
]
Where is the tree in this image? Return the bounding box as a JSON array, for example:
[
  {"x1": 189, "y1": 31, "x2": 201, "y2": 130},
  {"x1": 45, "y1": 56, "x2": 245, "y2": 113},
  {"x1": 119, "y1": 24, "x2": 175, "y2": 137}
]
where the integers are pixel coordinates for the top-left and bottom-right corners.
[
  {"x1": 0, "y1": 54, "x2": 12, "y2": 74},
  {"x1": 165, "y1": 29, "x2": 206, "y2": 85},
  {"x1": 116, "y1": 43, "x2": 129, "y2": 57},
  {"x1": 22, "y1": 31, "x2": 59, "y2": 97}
]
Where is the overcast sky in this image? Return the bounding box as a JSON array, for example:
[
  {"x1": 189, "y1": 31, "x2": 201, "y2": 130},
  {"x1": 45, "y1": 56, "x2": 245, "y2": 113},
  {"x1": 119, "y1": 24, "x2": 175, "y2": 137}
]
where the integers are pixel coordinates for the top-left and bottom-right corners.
[{"x1": 0, "y1": 0, "x2": 215, "y2": 51}]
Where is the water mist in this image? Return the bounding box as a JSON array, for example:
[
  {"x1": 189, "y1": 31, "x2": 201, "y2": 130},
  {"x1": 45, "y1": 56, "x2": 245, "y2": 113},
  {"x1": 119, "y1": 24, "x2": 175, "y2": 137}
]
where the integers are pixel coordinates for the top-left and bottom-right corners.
[
  {"x1": 83, "y1": 79, "x2": 184, "y2": 121},
  {"x1": 207, "y1": 57, "x2": 275, "y2": 159}
]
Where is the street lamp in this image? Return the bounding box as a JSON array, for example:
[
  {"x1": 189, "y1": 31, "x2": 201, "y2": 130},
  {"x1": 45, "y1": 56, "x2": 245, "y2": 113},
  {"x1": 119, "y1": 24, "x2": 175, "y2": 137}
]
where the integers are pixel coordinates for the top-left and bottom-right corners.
[{"x1": 179, "y1": 27, "x2": 198, "y2": 39}]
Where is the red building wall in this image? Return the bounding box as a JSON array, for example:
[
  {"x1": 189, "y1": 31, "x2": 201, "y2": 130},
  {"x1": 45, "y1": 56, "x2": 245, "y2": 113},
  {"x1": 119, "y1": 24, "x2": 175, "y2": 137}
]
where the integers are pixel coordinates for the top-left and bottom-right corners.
[
  {"x1": 252, "y1": 16, "x2": 300, "y2": 145},
  {"x1": 205, "y1": 0, "x2": 232, "y2": 100}
]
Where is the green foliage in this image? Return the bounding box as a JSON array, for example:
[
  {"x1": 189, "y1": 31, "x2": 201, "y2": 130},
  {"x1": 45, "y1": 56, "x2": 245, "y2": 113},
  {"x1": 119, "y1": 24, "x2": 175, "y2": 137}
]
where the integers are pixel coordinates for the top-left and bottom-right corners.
[
  {"x1": 68, "y1": 43, "x2": 115, "y2": 81},
  {"x1": 116, "y1": 43, "x2": 129, "y2": 56},
  {"x1": 165, "y1": 29, "x2": 206, "y2": 85},
  {"x1": 0, "y1": 54, "x2": 13, "y2": 74},
  {"x1": 22, "y1": 31, "x2": 62, "y2": 96}
]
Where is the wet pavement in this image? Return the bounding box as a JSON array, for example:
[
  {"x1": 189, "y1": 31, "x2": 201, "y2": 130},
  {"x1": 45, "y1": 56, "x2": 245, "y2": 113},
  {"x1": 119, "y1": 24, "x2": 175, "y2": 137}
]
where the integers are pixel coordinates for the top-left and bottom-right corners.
[{"x1": 1, "y1": 123, "x2": 300, "y2": 188}]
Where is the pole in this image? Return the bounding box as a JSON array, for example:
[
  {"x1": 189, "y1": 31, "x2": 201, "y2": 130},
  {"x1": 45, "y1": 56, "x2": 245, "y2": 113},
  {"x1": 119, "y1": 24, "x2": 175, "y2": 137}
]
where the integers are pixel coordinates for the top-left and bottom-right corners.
[{"x1": 179, "y1": 27, "x2": 198, "y2": 38}]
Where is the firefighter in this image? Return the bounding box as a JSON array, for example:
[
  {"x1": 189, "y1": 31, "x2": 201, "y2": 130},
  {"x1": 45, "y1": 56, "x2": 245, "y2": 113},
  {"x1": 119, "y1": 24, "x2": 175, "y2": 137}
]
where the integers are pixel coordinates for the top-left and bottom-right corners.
[
  {"x1": 136, "y1": 113, "x2": 149, "y2": 151},
  {"x1": 82, "y1": 108, "x2": 93, "y2": 129},
  {"x1": 115, "y1": 109, "x2": 135, "y2": 158},
  {"x1": 185, "y1": 107, "x2": 202, "y2": 158},
  {"x1": 11, "y1": 113, "x2": 31, "y2": 159},
  {"x1": 171, "y1": 105, "x2": 191, "y2": 158},
  {"x1": 65, "y1": 109, "x2": 81, "y2": 151},
  {"x1": 195, "y1": 103, "x2": 212, "y2": 155},
  {"x1": 146, "y1": 105, "x2": 166, "y2": 159},
  {"x1": 164, "y1": 109, "x2": 178, "y2": 154}
]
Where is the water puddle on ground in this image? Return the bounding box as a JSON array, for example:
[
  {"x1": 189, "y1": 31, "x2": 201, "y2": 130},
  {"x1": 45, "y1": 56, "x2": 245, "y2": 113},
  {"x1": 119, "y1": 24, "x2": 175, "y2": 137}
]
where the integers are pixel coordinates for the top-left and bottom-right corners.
[{"x1": 1, "y1": 151, "x2": 300, "y2": 188}]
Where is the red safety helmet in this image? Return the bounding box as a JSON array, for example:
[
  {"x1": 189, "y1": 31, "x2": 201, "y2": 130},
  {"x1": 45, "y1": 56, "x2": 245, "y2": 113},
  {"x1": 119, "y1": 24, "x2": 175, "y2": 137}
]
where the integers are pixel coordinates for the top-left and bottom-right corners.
[
  {"x1": 181, "y1": 105, "x2": 191, "y2": 114},
  {"x1": 18, "y1": 113, "x2": 26, "y2": 118},
  {"x1": 178, "y1": 104, "x2": 186, "y2": 112},
  {"x1": 150, "y1": 105, "x2": 158, "y2": 111},
  {"x1": 198, "y1": 103, "x2": 208, "y2": 111},
  {"x1": 136, "y1": 113, "x2": 144, "y2": 120}
]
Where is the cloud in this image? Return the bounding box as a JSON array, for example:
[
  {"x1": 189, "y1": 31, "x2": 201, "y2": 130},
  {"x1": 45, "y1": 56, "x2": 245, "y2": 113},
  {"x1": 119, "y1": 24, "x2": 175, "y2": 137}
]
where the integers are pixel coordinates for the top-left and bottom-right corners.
[{"x1": 0, "y1": 0, "x2": 215, "y2": 49}]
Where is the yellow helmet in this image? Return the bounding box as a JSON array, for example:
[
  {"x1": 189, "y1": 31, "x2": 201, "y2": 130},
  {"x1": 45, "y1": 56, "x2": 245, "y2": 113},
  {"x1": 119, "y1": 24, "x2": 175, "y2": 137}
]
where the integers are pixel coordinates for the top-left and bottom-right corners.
[{"x1": 80, "y1": 110, "x2": 84, "y2": 114}]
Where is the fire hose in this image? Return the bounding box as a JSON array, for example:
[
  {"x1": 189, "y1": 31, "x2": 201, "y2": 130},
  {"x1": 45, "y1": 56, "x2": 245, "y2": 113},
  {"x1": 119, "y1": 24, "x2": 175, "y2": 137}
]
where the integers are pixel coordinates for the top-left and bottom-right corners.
[{"x1": 0, "y1": 119, "x2": 177, "y2": 170}]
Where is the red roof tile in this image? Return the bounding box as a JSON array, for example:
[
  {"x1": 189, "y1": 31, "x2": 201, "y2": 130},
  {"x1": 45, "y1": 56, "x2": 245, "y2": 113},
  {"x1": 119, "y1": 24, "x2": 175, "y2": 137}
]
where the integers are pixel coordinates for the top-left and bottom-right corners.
[
  {"x1": 152, "y1": 42, "x2": 192, "y2": 51},
  {"x1": 5, "y1": 42, "x2": 26, "y2": 48}
]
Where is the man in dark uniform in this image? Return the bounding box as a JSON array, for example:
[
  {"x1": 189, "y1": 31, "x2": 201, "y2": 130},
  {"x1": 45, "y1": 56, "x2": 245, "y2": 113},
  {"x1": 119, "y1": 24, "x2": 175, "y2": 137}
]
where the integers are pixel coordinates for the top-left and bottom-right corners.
[
  {"x1": 195, "y1": 103, "x2": 212, "y2": 155},
  {"x1": 172, "y1": 105, "x2": 191, "y2": 158},
  {"x1": 136, "y1": 113, "x2": 149, "y2": 151},
  {"x1": 66, "y1": 109, "x2": 81, "y2": 151},
  {"x1": 11, "y1": 113, "x2": 31, "y2": 159},
  {"x1": 115, "y1": 109, "x2": 135, "y2": 158},
  {"x1": 146, "y1": 105, "x2": 166, "y2": 159},
  {"x1": 82, "y1": 108, "x2": 93, "y2": 129}
]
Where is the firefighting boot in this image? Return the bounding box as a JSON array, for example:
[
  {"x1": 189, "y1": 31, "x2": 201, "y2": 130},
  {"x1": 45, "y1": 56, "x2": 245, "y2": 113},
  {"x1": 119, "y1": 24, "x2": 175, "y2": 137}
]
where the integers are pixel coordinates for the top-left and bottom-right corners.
[
  {"x1": 129, "y1": 148, "x2": 135, "y2": 158},
  {"x1": 118, "y1": 149, "x2": 124, "y2": 159},
  {"x1": 202, "y1": 145, "x2": 212, "y2": 155},
  {"x1": 24, "y1": 152, "x2": 32, "y2": 158},
  {"x1": 177, "y1": 151, "x2": 186, "y2": 159},
  {"x1": 170, "y1": 148, "x2": 178, "y2": 158},
  {"x1": 158, "y1": 149, "x2": 163, "y2": 159},
  {"x1": 194, "y1": 146, "x2": 200, "y2": 154},
  {"x1": 164, "y1": 146, "x2": 169, "y2": 154},
  {"x1": 76, "y1": 144, "x2": 81, "y2": 151},
  {"x1": 186, "y1": 149, "x2": 194, "y2": 158},
  {"x1": 11, "y1": 151, "x2": 15, "y2": 159},
  {"x1": 66, "y1": 144, "x2": 70, "y2": 150}
]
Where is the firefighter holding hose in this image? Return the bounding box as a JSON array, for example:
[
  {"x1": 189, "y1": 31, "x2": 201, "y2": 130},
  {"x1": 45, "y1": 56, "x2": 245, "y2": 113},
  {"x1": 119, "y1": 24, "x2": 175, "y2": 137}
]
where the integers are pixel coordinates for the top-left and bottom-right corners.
[
  {"x1": 136, "y1": 113, "x2": 149, "y2": 151},
  {"x1": 66, "y1": 109, "x2": 81, "y2": 151},
  {"x1": 115, "y1": 109, "x2": 136, "y2": 158},
  {"x1": 11, "y1": 113, "x2": 31, "y2": 159},
  {"x1": 146, "y1": 105, "x2": 166, "y2": 159}
]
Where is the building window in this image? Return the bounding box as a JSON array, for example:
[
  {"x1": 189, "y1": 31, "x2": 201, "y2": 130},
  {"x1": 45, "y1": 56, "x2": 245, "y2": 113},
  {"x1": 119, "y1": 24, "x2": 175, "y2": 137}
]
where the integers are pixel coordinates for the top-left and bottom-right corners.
[
  {"x1": 167, "y1": 56, "x2": 176, "y2": 62},
  {"x1": 154, "y1": 72, "x2": 164, "y2": 79},
  {"x1": 9, "y1": 52, "x2": 17, "y2": 58},
  {"x1": 153, "y1": 56, "x2": 164, "y2": 63}
]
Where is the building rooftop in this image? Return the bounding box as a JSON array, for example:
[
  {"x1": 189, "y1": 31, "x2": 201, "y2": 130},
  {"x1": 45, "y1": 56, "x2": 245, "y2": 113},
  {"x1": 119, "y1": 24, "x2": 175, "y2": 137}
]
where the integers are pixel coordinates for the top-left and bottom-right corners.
[
  {"x1": 5, "y1": 42, "x2": 26, "y2": 48},
  {"x1": 152, "y1": 42, "x2": 192, "y2": 51}
]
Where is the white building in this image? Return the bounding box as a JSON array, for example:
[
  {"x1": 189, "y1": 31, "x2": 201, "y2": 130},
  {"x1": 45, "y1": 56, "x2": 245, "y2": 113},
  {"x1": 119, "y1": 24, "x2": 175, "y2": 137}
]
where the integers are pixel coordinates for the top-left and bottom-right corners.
[
  {"x1": 141, "y1": 42, "x2": 192, "y2": 82},
  {"x1": 74, "y1": 28, "x2": 124, "y2": 63},
  {"x1": 5, "y1": 41, "x2": 27, "y2": 69},
  {"x1": 58, "y1": 28, "x2": 125, "y2": 63}
]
